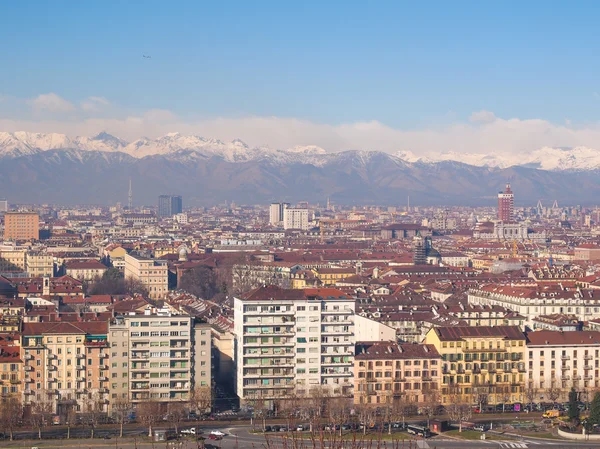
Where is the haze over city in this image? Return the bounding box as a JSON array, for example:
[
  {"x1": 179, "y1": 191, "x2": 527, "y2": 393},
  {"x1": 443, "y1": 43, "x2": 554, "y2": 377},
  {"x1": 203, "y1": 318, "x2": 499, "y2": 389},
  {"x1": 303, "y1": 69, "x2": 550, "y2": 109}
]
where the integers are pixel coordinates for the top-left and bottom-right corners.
[{"x1": 4, "y1": 3, "x2": 600, "y2": 449}]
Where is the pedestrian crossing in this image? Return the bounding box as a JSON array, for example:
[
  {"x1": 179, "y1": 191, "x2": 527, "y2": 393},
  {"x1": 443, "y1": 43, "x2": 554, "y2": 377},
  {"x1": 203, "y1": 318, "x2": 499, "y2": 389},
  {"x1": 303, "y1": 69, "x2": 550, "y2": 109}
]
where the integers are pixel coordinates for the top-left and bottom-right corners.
[{"x1": 496, "y1": 440, "x2": 555, "y2": 448}]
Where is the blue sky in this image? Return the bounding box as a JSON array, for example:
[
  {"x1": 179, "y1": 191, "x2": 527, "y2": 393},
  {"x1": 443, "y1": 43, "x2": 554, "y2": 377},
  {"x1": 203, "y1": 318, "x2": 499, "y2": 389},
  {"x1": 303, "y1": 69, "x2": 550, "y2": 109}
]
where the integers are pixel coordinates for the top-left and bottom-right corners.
[{"x1": 2, "y1": 1, "x2": 600, "y2": 154}]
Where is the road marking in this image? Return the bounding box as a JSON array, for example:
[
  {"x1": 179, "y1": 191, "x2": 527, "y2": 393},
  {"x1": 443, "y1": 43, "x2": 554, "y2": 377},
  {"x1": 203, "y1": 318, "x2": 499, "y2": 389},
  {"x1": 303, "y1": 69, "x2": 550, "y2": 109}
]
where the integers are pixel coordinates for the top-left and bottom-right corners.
[{"x1": 416, "y1": 440, "x2": 430, "y2": 449}]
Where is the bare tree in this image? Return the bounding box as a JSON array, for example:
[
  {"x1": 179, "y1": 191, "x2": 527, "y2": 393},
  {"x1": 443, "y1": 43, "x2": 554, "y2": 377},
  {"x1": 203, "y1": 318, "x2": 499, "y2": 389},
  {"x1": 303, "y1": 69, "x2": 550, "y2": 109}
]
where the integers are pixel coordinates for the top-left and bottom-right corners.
[
  {"x1": 328, "y1": 396, "x2": 351, "y2": 437},
  {"x1": 166, "y1": 402, "x2": 187, "y2": 434},
  {"x1": 471, "y1": 386, "x2": 489, "y2": 413},
  {"x1": 419, "y1": 390, "x2": 441, "y2": 428},
  {"x1": 83, "y1": 393, "x2": 105, "y2": 439},
  {"x1": 30, "y1": 394, "x2": 53, "y2": 440},
  {"x1": 65, "y1": 406, "x2": 77, "y2": 440},
  {"x1": 524, "y1": 381, "x2": 539, "y2": 406},
  {"x1": 445, "y1": 386, "x2": 472, "y2": 432},
  {"x1": 252, "y1": 396, "x2": 271, "y2": 432},
  {"x1": 547, "y1": 377, "x2": 562, "y2": 404},
  {"x1": 356, "y1": 403, "x2": 376, "y2": 435},
  {"x1": 137, "y1": 400, "x2": 163, "y2": 438},
  {"x1": 301, "y1": 385, "x2": 329, "y2": 433},
  {"x1": 0, "y1": 394, "x2": 22, "y2": 440},
  {"x1": 190, "y1": 385, "x2": 213, "y2": 416},
  {"x1": 112, "y1": 397, "x2": 132, "y2": 438}
]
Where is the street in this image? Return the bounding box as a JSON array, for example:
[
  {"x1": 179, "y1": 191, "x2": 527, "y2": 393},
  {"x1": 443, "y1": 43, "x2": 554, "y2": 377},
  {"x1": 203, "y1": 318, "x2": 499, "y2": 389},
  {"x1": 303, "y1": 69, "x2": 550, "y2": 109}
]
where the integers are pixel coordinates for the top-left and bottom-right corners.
[{"x1": 4, "y1": 425, "x2": 600, "y2": 449}]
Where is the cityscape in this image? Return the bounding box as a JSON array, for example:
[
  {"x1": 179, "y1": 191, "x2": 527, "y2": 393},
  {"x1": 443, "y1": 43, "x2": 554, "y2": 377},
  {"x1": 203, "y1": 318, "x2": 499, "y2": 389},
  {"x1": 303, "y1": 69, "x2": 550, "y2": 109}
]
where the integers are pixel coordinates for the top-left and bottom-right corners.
[{"x1": 4, "y1": 1, "x2": 600, "y2": 448}]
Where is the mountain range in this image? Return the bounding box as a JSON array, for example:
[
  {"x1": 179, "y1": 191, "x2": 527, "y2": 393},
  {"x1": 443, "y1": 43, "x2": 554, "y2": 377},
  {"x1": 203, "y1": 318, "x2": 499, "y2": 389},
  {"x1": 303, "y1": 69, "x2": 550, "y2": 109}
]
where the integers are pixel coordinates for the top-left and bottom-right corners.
[{"x1": 0, "y1": 131, "x2": 599, "y2": 206}]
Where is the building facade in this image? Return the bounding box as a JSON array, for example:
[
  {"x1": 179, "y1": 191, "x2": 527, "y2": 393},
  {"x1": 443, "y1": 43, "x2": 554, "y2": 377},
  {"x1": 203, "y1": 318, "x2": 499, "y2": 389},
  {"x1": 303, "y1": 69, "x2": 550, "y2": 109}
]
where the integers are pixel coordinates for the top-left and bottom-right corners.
[
  {"x1": 424, "y1": 326, "x2": 526, "y2": 406},
  {"x1": 4, "y1": 212, "x2": 39, "y2": 241},
  {"x1": 124, "y1": 253, "x2": 168, "y2": 299},
  {"x1": 283, "y1": 208, "x2": 310, "y2": 230},
  {"x1": 158, "y1": 195, "x2": 183, "y2": 218},
  {"x1": 497, "y1": 183, "x2": 514, "y2": 222},
  {"x1": 108, "y1": 308, "x2": 210, "y2": 409},
  {"x1": 354, "y1": 341, "x2": 442, "y2": 405},
  {"x1": 525, "y1": 330, "x2": 600, "y2": 402},
  {"x1": 234, "y1": 286, "x2": 356, "y2": 407}
]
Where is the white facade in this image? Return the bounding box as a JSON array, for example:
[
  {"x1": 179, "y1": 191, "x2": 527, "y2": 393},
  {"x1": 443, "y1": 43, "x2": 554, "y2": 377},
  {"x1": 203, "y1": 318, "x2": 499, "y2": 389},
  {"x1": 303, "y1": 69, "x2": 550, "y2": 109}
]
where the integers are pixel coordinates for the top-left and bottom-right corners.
[
  {"x1": 283, "y1": 208, "x2": 309, "y2": 230},
  {"x1": 233, "y1": 294, "x2": 356, "y2": 406},
  {"x1": 526, "y1": 332, "x2": 600, "y2": 401},
  {"x1": 354, "y1": 315, "x2": 396, "y2": 341},
  {"x1": 124, "y1": 253, "x2": 168, "y2": 299},
  {"x1": 468, "y1": 286, "x2": 600, "y2": 328},
  {"x1": 0, "y1": 200, "x2": 7, "y2": 212}
]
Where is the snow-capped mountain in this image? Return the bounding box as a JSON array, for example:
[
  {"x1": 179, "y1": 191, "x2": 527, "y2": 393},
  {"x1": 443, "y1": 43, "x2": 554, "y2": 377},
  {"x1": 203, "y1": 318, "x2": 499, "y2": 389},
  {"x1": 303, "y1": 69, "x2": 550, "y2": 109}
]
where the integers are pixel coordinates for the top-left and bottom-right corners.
[{"x1": 3, "y1": 131, "x2": 600, "y2": 171}]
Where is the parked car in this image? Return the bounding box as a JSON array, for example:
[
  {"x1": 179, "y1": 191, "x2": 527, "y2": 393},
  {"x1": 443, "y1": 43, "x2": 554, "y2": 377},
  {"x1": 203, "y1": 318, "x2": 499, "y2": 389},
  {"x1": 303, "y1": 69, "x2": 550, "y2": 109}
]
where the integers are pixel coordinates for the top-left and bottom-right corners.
[
  {"x1": 208, "y1": 434, "x2": 222, "y2": 441},
  {"x1": 264, "y1": 426, "x2": 272, "y2": 432},
  {"x1": 210, "y1": 430, "x2": 225, "y2": 437}
]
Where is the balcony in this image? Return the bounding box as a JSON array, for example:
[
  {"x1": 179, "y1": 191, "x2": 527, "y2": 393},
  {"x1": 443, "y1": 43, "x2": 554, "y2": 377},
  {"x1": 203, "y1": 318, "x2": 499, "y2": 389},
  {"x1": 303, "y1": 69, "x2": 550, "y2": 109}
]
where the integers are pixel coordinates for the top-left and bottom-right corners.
[
  {"x1": 76, "y1": 388, "x2": 86, "y2": 394},
  {"x1": 47, "y1": 365, "x2": 57, "y2": 371},
  {"x1": 321, "y1": 308, "x2": 352, "y2": 315},
  {"x1": 573, "y1": 375, "x2": 582, "y2": 380},
  {"x1": 99, "y1": 365, "x2": 109, "y2": 370},
  {"x1": 585, "y1": 375, "x2": 594, "y2": 380},
  {"x1": 47, "y1": 354, "x2": 57, "y2": 360},
  {"x1": 131, "y1": 384, "x2": 150, "y2": 390},
  {"x1": 24, "y1": 365, "x2": 33, "y2": 371},
  {"x1": 76, "y1": 354, "x2": 85, "y2": 359},
  {"x1": 76, "y1": 365, "x2": 85, "y2": 370},
  {"x1": 10, "y1": 379, "x2": 20, "y2": 384},
  {"x1": 561, "y1": 355, "x2": 570, "y2": 361},
  {"x1": 99, "y1": 376, "x2": 108, "y2": 381},
  {"x1": 99, "y1": 353, "x2": 109, "y2": 359},
  {"x1": 562, "y1": 375, "x2": 571, "y2": 381},
  {"x1": 24, "y1": 390, "x2": 35, "y2": 395},
  {"x1": 25, "y1": 377, "x2": 34, "y2": 383},
  {"x1": 76, "y1": 377, "x2": 85, "y2": 382},
  {"x1": 585, "y1": 354, "x2": 593, "y2": 360},
  {"x1": 24, "y1": 354, "x2": 33, "y2": 360},
  {"x1": 98, "y1": 388, "x2": 109, "y2": 394},
  {"x1": 584, "y1": 365, "x2": 593, "y2": 371}
]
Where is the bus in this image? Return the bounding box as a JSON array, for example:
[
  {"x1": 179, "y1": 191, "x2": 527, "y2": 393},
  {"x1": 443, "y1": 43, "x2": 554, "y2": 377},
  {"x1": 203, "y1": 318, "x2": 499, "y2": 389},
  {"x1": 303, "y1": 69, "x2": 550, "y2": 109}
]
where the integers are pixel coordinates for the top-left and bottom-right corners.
[{"x1": 407, "y1": 424, "x2": 431, "y2": 438}]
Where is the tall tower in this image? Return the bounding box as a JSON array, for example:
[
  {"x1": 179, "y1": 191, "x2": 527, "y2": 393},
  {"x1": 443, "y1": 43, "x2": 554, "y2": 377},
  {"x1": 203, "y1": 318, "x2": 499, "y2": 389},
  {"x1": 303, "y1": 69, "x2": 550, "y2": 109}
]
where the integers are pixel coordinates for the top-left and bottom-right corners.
[
  {"x1": 128, "y1": 179, "x2": 133, "y2": 210},
  {"x1": 497, "y1": 183, "x2": 514, "y2": 222}
]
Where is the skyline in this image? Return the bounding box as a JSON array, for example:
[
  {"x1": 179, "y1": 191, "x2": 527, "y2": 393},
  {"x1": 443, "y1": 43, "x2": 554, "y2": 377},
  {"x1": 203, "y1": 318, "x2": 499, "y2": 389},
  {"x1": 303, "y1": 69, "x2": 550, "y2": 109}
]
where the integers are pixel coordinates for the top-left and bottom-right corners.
[{"x1": 3, "y1": 2, "x2": 600, "y2": 156}]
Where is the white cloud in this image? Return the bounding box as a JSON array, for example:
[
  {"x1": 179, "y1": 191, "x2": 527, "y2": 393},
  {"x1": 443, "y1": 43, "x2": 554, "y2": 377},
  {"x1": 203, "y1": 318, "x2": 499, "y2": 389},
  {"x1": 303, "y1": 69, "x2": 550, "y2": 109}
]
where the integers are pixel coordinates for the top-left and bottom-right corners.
[
  {"x1": 469, "y1": 110, "x2": 496, "y2": 124},
  {"x1": 30, "y1": 93, "x2": 75, "y2": 113},
  {"x1": 5, "y1": 100, "x2": 600, "y2": 158},
  {"x1": 80, "y1": 96, "x2": 110, "y2": 112}
]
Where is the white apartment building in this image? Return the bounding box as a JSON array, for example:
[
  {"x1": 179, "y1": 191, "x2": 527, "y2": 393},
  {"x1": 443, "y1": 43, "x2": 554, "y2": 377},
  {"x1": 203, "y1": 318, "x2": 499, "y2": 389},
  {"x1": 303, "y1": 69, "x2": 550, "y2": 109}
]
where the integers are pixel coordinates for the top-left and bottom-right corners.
[
  {"x1": 283, "y1": 207, "x2": 309, "y2": 230},
  {"x1": 526, "y1": 330, "x2": 600, "y2": 401},
  {"x1": 108, "y1": 307, "x2": 212, "y2": 409},
  {"x1": 269, "y1": 202, "x2": 290, "y2": 227},
  {"x1": 124, "y1": 253, "x2": 168, "y2": 299},
  {"x1": 468, "y1": 284, "x2": 600, "y2": 327},
  {"x1": 234, "y1": 286, "x2": 356, "y2": 407}
]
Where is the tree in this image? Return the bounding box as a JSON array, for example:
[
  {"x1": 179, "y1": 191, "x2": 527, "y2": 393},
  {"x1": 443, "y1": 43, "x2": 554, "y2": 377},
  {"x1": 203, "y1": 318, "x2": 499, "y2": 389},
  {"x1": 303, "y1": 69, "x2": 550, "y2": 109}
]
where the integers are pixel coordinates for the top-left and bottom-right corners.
[
  {"x1": 356, "y1": 403, "x2": 376, "y2": 435},
  {"x1": 179, "y1": 265, "x2": 220, "y2": 299},
  {"x1": 30, "y1": 394, "x2": 53, "y2": 440},
  {"x1": 83, "y1": 393, "x2": 105, "y2": 439},
  {"x1": 523, "y1": 382, "x2": 539, "y2": 406},
  {"x1": 419, "y1": 390, "x2": 441, "y2": 428},
  {"x1": 328, "y1": 396, "x2": 351, "y2": 437},
  {"x1": 568, "y1": 387, "x2": 580, "y2": 424},
  {"x1": 0, "y1": 394, "x2": 22, "y2": 440},
  {"x1": 190, "y1": 385, "x2": 213, "y2": 415},
  {"x1": 446, "y1": 386, "x2": 472, "y2": 432},
  {"x1": 112, "y1": 397, "x2": 132, "y2": 438},
  {"x1": 65, "y1": 406, "x2": 77, "y2": 440},
  {"x1": 137, "y1": 400, "x2": 162, "y2": 438},
  {"x1": 166, "y1": 402, "x2": 187, "y2": 434},
  {"x1": 589, "y1": 392, "x2": 600, "y2": 426},
  {"x1": 547, "y1": 377, "x2": 562, "y2": 404},
  {"x1": 302, "y1": 386, "x2": 329, "y2": 433}
]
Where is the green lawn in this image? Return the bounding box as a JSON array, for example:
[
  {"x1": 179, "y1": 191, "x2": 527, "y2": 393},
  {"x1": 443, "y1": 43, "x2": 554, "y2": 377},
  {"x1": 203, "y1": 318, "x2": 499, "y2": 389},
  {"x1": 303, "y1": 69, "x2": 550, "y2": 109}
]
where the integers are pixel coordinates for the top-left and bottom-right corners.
[
  {"x1": 444, "y1": 430, "x2": 502, "y2": 441},
  {"x1": 262, "y1": 431, "x2": 414, "y2": 442}
]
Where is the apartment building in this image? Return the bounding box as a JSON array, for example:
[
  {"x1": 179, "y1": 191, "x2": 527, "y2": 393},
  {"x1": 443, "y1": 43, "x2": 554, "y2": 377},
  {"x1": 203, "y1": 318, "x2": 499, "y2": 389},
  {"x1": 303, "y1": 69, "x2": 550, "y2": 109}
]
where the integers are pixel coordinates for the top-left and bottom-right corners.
[
  {"x1": 283, "y1": 208, "x2": 310, "y2": 230},
  {"x1": 424, "y1": 326, "x2": 526, "y2": 405},
  {"x1": 354, "y1": 341, "x2": 442, "y2": 405},
  {"x1": 0, "y1": 246, "x2": 26, "y2": 274},
  {"x1": 0, "y1": 333, "x2": 22, "y2": 397},
  {"x1": 3, "y1": 212, "x2": 39, "y2": 241},
  {"x1": 107, "y1": 307, "x2": 211, "y2": 410},
  {"x1": 22, "y1": 321, "x2": 110, "y2": 418},
  {"x1": 525, "y1": 330, "x2": 600, "y2": 402},
  {"x1": 233, "y1": 286, "x2": 356, "y2": 408},
  {"x1": 66, "y1": 260, "x2": 108, "y2": 281},
  {"x1": 26, "y1": 252, "x2": 54, "y2": 277},
  {"x1": 124, "y1": 253, "x2": 168, "y2": 299},
  {"x1": 468, "y1": 284, "x2": 600, "y2": 327}
]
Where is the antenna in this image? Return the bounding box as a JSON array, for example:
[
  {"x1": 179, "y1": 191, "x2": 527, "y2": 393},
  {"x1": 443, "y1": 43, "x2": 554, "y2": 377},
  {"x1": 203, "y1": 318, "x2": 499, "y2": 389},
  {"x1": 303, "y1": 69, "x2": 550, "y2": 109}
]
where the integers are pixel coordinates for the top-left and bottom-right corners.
[
  {"x1": 407, "y1": 195, "x2": 410, "y2": 212},
  {"x1": 128, "y1": 178, "x2": 133, "y2": 210}
]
